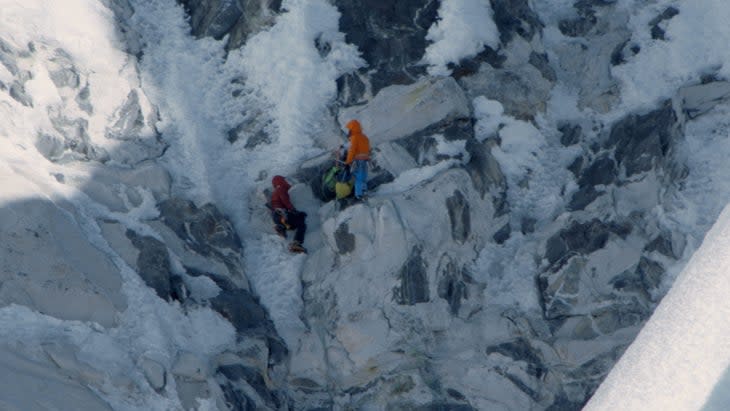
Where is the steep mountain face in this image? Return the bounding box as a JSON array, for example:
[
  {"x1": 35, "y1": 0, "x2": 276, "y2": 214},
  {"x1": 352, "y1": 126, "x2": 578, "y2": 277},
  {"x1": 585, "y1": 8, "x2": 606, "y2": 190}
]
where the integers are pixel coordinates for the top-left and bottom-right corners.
[
  {"x1": 2, "y1": 0, "x2": 730, "y2": 410},
  {"x1": 178, "y1": 1, "x2": 727, "y2": 410}
]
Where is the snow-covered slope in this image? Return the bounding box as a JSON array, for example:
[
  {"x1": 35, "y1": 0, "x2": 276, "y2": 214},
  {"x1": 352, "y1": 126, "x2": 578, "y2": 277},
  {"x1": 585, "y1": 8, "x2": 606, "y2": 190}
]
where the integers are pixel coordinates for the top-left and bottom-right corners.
[{"x1": 3, "y1": 0, "x2": 730, "y2": 410}]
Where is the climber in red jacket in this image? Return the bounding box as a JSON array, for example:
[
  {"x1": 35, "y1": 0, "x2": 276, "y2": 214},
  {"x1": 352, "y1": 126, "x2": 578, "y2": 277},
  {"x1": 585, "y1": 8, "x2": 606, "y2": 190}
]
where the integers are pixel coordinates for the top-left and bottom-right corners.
[{"x1": 270, "y1": 175, "x2": 307, "y2": 253}]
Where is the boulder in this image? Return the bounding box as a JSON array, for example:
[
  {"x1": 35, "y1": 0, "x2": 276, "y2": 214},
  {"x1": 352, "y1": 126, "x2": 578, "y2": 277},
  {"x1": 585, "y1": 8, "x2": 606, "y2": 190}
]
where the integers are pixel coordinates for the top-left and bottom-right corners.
[
  {"x1": 677, "y1": 80, "x2": 730, "y2": 119},
  {"x1": 141, "y1": 357, "x2": 167, "y2": 391},
  {"x1": 338, "y1": 77, "x2": 470, "y2": 144}
]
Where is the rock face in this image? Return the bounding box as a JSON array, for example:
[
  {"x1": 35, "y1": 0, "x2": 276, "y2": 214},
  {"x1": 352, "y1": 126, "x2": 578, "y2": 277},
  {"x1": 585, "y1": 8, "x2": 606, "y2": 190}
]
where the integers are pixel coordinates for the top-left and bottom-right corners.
[
  {"x1": 1, "y1": 7, "x2": 288, "y2": 407},
  {"x1": 168, "y1": 1, "x2": 704, "y2": 409},
  {"x1": 180, "y1": 0, "x2": 281, "y2": 50},
  {"x1": 338, "y1": 77, "x2": 471, "y2": 144},
  {"x1": 333, "y1": 0, "x2": 439, "y2": 99},
  {"x1": 0, "y1": 198, "x2": 127, "y2": 328},
  {"x1": 4, "y1": 0, "x2": 728, "y2": 410}
]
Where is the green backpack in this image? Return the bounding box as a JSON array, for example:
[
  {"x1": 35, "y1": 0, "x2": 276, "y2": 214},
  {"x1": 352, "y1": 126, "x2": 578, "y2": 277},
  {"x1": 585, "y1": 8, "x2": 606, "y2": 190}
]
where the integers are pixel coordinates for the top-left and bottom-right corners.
[{"x1": 322, "y1": 165, "x2": 341, "y2": 200}]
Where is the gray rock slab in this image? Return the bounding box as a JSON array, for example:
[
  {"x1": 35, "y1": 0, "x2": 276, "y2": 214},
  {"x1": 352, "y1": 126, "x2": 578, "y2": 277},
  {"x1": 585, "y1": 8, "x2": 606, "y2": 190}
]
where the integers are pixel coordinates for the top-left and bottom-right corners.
[
  {"x1": 0, "y1": 198, "x2": 126, "y2": 327},
  {"x1": 141, "y1": 357, "x2": 166, "y2": 391},
  {"x1": 338, "y1": 77, "x2": 470, "y2": 144},
  {"x1": 0, "y1": 346, "x2": 113, "y2": 411},
  {"x1": 678, "y1": 81, "x2": 730, "y2": 119},
  {"x1": 172, "y1": 351, "x2": 209, "y2": 381}
]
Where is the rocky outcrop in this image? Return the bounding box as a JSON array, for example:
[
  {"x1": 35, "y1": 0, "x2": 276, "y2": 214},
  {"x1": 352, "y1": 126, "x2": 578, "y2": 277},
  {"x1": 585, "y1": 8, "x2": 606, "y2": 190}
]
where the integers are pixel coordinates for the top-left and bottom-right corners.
[
  {"x1": 179, "y1": 0, "x2": 281, "y2": 50},
  {"x1": 0, "y1": 31, "x2": 166, "y2": 165},
  {"x1": 333, "y1": 0, "x2": 439, "y2": 99},
  {"x1": 338, "y1": 77, "x2": 471, "y2": 145}
]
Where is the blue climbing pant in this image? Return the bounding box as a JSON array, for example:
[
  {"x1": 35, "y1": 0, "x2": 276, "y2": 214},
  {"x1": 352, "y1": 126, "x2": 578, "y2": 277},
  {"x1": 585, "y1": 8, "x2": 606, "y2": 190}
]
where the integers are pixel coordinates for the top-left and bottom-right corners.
[{"x1": 352, "y1": 159, "x2": 368, "y2": 198}]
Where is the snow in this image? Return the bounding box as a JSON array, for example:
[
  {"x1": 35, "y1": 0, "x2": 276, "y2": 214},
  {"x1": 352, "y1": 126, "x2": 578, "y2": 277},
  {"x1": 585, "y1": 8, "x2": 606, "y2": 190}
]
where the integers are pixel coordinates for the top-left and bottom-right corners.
[
  {"x1": 491, "y1": 119, "x2": 546, "y2": 184},
  {"x1": 0, "y1": 0, "x2": 146, "y2": 151},
  {"x1": 239, "y1": 0, "x2": 364, "y2": 154},
  {"x1": 124, "y1": 0, "x2": 362, "y2": 349},
  {"x1": 614, "y1": 1, "x2": 730, "y2": 111},
  {"x1": 422, "y1": 0, "x2": 500, "y2": 76},
  {"x1": 473, "y1": 96, "x2": 504, "y2": 142},
  {"x1": 2, "y1": 0, "x2": 366, "y2": 406},
  {"x1": 4, "y1": 0, "x2": 730, "y2": 409}
]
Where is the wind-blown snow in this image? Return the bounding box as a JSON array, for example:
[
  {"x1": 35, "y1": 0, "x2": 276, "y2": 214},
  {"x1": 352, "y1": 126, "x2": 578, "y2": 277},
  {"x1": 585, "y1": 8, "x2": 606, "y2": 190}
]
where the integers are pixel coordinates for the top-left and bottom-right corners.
[
  {"x1": 125, "y1": 0, "x2": 363, "y2": 348},
  {"x1": 239, "y1": 0, "x2": 364, "y2": 153},
  {"x1": 422, "y1": 0, "x2": 500, "y2": 76}
]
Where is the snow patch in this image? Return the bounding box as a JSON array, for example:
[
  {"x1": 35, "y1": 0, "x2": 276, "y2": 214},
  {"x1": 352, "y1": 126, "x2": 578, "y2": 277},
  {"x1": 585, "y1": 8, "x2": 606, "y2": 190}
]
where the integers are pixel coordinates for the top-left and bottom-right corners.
[{"x1": 423, "y1": 0, "x2": 500, "y2": 76}]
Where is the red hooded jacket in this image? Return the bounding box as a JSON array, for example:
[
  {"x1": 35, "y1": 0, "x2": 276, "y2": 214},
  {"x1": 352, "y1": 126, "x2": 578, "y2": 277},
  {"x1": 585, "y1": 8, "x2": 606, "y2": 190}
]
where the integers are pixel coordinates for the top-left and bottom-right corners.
[{"x1": 271, "y1": 175, "x2": 295, "y2": 211}]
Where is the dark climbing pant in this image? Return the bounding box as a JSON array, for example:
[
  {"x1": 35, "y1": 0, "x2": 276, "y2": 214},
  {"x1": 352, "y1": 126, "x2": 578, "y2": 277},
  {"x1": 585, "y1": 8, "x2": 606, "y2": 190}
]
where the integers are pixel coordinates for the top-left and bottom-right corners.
[{"x1": 271, "y1": 210, "x2": 307, "y2": 244}]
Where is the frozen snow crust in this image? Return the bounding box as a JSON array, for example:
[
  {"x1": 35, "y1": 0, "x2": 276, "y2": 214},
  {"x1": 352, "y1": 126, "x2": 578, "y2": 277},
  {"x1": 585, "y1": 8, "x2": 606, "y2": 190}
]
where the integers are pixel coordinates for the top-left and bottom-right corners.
[{"x1": 2, "y1": 0, "x2": 730, "y2": 410}]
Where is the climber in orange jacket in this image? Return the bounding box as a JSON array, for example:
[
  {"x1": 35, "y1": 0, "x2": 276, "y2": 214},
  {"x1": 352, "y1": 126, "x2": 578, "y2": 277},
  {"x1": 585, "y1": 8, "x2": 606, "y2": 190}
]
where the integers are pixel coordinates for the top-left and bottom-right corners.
[{"x1": 344, "y1": 119, "x2": 371, "y2": 200}]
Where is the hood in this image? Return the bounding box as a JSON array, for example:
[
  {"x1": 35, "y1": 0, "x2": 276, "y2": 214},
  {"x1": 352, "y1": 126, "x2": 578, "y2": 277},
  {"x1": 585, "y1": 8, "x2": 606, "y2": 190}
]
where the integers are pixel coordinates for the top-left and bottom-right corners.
[
  {"x1": 346, "y1": 119, "x2": 362, "y2": 134},
  {"x1": 272, "y1": 175, "x2": 290, "y2": 189}
]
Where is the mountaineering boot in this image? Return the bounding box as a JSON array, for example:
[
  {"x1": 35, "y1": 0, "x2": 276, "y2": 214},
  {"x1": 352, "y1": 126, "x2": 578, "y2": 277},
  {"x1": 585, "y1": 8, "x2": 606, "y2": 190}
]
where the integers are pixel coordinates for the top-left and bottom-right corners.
[
  {"x1": 289, "y1": 241, "x2": 307, "y2": 254},
  {"x1": 274, "y1": 224, "x2": 287, "y2": 239}
]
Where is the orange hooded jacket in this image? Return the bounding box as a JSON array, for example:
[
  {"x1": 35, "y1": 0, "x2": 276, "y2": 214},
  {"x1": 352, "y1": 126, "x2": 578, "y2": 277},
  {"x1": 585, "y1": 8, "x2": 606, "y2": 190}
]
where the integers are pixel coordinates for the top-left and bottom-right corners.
[{"x1": 345, "y1": 120, "x2": 370, "y2": 165}]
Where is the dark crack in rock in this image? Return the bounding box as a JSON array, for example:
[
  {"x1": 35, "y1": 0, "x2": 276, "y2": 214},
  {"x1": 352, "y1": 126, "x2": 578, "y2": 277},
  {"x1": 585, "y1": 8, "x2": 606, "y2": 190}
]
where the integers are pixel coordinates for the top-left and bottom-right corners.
[
  {"x1": 414, "y1": 403, "x2": 477, "y2": 411},
  {"x1": 395, "y1": 246, "x2": 429, "y2": 305},
  {"x1": 335, "y1": 222, "x2": 356, "y2": 254},
  {"x1": 465, "y1": 138, "x2": 508, "y2": 212},
  {"x1": 446, "y1": 190, "x2": 471, "y2": 244},
  {"x1": 437, "y1": 256, "x2": 468, "y2": 315},
  {"x1": 644, "y1": 233, "x2": 675, "y2": 258}
]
